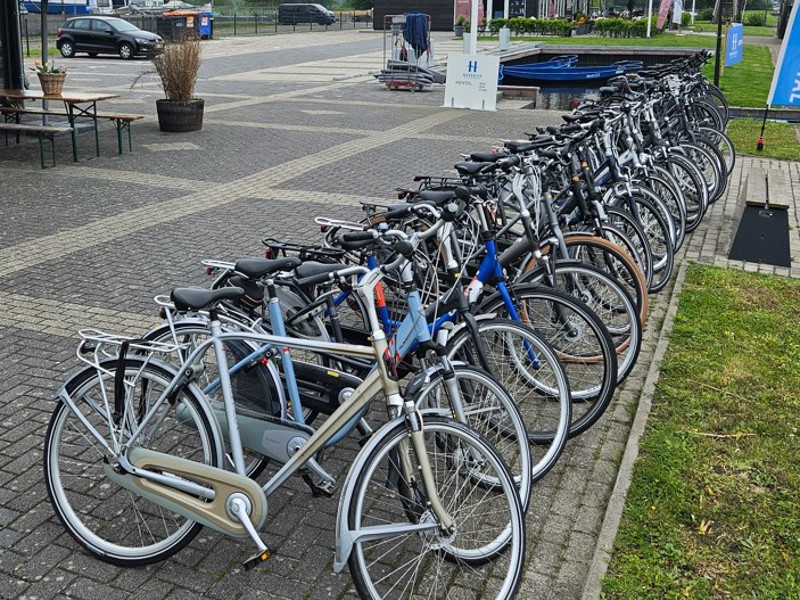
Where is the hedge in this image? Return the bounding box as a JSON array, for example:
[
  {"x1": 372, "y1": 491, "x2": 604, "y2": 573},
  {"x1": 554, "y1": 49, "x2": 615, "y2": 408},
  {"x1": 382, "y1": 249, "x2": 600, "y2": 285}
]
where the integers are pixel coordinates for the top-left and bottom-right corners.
[
  {"x1": 594, "y1": 16, "x2": 660, "y2": 37},
  {"x1": 487, "y1": 17, "x2": 573, "y2": 36}
]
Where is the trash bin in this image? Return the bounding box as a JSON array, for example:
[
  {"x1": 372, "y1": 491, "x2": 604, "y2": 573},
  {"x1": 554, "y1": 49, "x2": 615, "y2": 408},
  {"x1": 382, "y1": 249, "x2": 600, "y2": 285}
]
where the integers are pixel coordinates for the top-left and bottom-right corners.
[
  {"x1": 198, "y1": 12, "x2": 213, "y2": 39},
  {"x1": 157, "y1": 11, "x2": 201, "y2": 41}
]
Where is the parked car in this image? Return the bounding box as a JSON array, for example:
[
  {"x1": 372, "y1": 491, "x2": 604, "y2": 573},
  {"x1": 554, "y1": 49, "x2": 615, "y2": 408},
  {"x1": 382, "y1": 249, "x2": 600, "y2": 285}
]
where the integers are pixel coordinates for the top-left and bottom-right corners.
[
  {"x1": 56, "y1": 16, "x2": 164, "y2": 60},
  {"x1": 278, "y1": 3, "x2": 336, "y2": 25}
]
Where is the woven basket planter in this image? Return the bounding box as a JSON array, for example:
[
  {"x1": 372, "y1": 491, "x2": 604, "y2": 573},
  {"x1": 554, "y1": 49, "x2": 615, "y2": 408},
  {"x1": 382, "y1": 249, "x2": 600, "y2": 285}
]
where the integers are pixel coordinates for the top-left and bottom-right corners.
[{"x1": 38, "y1": 72, "x2": 66, "y2": 95}]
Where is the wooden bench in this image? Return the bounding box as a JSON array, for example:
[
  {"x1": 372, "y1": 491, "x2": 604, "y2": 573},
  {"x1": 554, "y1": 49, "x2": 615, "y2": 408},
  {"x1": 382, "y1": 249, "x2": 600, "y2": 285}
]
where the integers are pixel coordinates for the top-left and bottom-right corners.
[
  {"x1": 2, "y1": 107, "x2": 145, "y2": 155},
  {"x1": 1, "y1": 106, "x2": 69, "y2": 119},
  {"x1": 94, "y1": 113, "x2": 145, "y2": 154},
  {"x1": 0, "y1": 122, "x2": 74, "y2": 168}
]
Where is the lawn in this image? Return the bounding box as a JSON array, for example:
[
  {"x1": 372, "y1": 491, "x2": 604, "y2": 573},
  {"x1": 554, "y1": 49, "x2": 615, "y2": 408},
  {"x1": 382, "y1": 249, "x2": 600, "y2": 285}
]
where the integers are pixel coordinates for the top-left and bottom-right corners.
[
  {"x1": 601, "y1": 264, "x2": 800, "y2": 599},
  {"x1": 702, "y1": 45, "x2": 774, "y2": 107},
  {"x1": 727, "y1": 119, "x2": 800, "y2": 161}
]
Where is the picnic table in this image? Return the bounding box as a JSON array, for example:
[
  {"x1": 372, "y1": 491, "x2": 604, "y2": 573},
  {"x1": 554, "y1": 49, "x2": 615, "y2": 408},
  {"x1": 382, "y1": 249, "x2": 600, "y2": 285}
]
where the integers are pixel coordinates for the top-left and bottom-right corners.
[{"x1": 0, "y1": 88, "x2": 143, "y2": 167}]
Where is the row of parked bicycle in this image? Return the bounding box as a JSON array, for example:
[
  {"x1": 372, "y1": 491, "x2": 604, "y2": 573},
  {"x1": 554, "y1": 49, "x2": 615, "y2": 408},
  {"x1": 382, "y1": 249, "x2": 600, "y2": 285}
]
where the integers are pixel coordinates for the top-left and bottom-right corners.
[{"x1": 43, "y1": 50, "x2": 732, "y2": 599}]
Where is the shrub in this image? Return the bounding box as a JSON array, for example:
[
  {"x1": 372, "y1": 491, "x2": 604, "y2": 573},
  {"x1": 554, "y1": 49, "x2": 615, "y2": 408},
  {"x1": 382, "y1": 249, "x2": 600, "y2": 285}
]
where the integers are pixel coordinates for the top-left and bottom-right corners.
[
  {"x1": 594, "y1": 15, "x2": 660, "y2": 37},
  {"x1": 132, "y1": 34, "x2": 202, "y2": 102},
  {"x1": 745, "y1": 12, "x2": 767, "y2": 25},
  {"x1": 488, "y1": 17, "x2": 507, "y2": 33},
  {"x1": 697, "y1": 7, "x2": 714, "y2": 20}
]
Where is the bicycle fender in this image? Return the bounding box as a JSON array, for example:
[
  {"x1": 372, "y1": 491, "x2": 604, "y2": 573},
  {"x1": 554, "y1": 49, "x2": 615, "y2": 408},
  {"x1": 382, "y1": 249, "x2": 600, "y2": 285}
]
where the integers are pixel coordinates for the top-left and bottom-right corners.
[
  {"x1": 446, "y1": 312, "x2": 496, "y2": 340},
  {"x1": 402, "y1": 360, "x2": 468, "y2": 399},
  {"x1": 332, "y1": 408, "x2": 449, "y2": 574},
  {"x1": 55, "y1": 357, "x2": 226, "y2": 469}
]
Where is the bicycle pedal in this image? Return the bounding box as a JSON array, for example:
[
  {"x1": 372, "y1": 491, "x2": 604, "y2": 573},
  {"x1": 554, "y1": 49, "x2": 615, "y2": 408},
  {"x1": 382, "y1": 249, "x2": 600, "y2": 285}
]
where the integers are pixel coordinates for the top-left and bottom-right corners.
[
  {"x1": 301, "y1": 472, "x2": 335, "y2": 498},
  {"x1": 243, "y1": 546, "x2": 272, "y2": 571}
]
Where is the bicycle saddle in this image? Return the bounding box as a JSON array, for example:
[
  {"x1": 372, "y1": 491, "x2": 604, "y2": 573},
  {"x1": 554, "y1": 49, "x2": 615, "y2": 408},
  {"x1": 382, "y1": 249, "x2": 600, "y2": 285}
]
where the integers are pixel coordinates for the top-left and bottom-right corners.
[
  {"x1": 235, "y1": 257, "x2": 302, "y2": 279},
  {"x1": 171, "y1": 286, "x2": 245, "y2": 312}
]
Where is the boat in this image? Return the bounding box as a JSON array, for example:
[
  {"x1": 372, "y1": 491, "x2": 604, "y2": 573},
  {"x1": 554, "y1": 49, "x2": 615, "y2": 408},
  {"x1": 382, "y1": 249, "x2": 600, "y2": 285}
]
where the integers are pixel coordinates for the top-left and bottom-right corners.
[{"x1": 498, "y1": 59, "x2": 643, "y2": 84}]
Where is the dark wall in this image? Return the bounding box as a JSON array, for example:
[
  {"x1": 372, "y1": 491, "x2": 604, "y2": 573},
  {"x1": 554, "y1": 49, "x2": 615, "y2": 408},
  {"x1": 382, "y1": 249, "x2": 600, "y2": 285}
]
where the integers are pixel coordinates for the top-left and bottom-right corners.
[
  {"x1": 373, "y1": 0, "x2": 456, "y2": 31},
  {"x1": 0, "y1": 0, "x2": 25, "y2": 89}
]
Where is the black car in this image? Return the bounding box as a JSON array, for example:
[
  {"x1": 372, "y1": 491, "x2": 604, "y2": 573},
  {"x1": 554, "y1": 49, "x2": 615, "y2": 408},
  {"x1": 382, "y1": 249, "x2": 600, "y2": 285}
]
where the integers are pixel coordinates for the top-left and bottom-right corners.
[{"x1": 57, "y1": 16, "x2": 164, "y2": 60}]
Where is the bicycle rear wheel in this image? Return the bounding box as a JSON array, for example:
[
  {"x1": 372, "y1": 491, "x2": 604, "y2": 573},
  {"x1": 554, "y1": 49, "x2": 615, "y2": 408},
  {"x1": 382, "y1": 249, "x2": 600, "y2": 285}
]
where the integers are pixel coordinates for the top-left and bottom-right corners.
[
  {"x1": 44, "y1": 360, "x2": 222, "y2": 566},
  {"x1": 347, "y1": 417, "x2": 525, "y2": 600},
  {"x1": 519, "y1": 262, "x2": 643, "y2": 385},
  {"x1": 445, "y1": 318, "x2": 572, "y2": 455},
  {"x1": 478, "y1": 285, "x2": 618, "y2": 438}
]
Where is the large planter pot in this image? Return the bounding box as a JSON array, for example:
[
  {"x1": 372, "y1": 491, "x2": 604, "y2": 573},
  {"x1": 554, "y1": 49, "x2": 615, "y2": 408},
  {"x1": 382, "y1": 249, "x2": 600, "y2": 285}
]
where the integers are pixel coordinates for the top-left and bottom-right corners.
[
  {"x1": 454, "y1": 24, "x2": 464, "y2": 37},
  {"x1": 156, "y1": 98, "x2": 204, "y2": 133}
]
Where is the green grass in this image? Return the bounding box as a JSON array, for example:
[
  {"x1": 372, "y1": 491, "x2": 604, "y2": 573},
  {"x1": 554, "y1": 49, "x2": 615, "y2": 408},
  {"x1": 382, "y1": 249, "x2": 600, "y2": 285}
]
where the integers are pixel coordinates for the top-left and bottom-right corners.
[
  {"x1": 693, "y1": 20, "x2": 776, "y2": 36},
  {"x1": 727, "y1": 119, "x2": 800, "y2": 161},
  {"x1": 702, "y1": 45, "x2": 773, "y2": 107},
  {"x1": 601, "y1": 265, "x2": 800, "y2": 599}
]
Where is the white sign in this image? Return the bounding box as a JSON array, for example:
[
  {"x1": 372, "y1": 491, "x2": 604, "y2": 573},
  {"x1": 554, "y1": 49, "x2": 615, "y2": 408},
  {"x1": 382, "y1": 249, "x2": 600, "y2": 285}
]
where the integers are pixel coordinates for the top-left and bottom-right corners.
[{"x1": 444, "y1": 54, "x2": 500, "y2": 111}]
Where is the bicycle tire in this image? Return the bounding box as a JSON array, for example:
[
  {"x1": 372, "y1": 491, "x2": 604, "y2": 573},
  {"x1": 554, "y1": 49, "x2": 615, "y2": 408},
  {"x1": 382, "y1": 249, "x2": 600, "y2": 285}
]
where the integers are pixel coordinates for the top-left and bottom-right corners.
[
  {"x1": 558, "y1": 234, "x2": 649, "y2": 323},
  {"x1": 663, "y1": 153, "x2": 708, "y2": 233},
  {"x1": 643, "y1": 167, "x2": 688, "y2": 250},
  {"x1": 697, "y1": 126, "x2": 735, "y2": 177},
  {"x1": 44, "y1": 359, "x2": 222, "y2": 566},
  {"x1": 445, "y1": 318, "x2": 572, "y2": 448},
  {"x1": 678, "y1": 142, "x2": 725, "y2": 203},
  {"x1": 477, "y1": 285, "x2": 619, "y2": 438},
  {"x1": 347, "y1": 416, "x2": 525, "y2": 600},
  {"x1": 688, "y1": 98, "x2": 725, "y2": 132},
  {"x1": 607, "y1": 194, "x2": 675, "y2": 293},
  {"x1": 518, "y1": 262, "x2": 642, "y2": 384},
  {"x1": 410, "y1": 365, "x2": 534, "y2": 501}
]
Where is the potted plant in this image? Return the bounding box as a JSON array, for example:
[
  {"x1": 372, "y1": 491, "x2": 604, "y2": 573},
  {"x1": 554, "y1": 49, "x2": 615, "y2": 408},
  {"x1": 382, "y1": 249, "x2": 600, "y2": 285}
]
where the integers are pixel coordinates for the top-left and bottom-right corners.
[
  {"x1": 454, "y1": 15, "x2": 466, "y2": 37},
  {"x1": 133, "y1": 33, "x2": 204, "y2": 132},
  {"x1": 33, "y1": 61, "x2": 67, "y2": 96}
]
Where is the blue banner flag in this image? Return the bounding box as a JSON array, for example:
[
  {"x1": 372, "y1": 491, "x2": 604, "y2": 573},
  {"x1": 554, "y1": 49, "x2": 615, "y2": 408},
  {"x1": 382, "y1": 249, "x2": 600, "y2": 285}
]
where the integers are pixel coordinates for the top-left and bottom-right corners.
[
  {"x1": 768, "y1": 0, "x2": 800, "y2": 106},
  {"x1": 725, "y1": 23, "x2": 744, "y2": 66}
]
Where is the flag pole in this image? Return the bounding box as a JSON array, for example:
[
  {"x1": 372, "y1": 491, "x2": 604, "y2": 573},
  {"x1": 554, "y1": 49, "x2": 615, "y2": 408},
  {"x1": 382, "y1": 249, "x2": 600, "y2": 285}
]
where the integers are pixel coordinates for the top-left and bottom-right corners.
[{"x1": 757, "y1": 104, "x2": 769, "y2": 151}]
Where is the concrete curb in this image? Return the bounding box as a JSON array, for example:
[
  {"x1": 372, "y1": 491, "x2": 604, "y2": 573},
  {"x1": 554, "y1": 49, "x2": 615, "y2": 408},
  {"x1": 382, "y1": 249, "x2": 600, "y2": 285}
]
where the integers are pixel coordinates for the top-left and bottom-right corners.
[{"x1": 581, "y1": 257, "x2": 692, "y2": 600}]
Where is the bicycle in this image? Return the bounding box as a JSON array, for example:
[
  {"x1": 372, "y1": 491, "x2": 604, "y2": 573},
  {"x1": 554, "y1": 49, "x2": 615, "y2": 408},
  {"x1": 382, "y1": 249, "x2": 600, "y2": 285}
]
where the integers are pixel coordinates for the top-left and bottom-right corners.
[{"x1": 43, "y1": 217, "x2": 527, "y2": 599}]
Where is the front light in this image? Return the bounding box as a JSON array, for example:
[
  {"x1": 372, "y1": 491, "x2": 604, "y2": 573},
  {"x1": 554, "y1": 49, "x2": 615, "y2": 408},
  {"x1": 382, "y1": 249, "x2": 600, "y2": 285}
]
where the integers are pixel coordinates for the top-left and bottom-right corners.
[{"x1": 134, "y1": 37, "x2": 150, "y2": 44}]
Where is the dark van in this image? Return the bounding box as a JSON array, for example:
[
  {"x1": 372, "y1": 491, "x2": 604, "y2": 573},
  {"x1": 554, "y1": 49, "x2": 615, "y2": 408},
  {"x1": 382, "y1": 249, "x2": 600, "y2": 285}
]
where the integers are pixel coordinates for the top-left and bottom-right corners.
[{"x1": 278, "y1": 3, "x2": 336, "y2": 25}]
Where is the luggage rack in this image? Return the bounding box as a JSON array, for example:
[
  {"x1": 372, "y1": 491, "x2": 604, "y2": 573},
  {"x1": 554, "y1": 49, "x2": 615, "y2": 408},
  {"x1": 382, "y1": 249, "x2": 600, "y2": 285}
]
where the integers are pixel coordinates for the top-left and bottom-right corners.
[{"x1": 376, "y1": 14, "x2": 445, "y2": 91}]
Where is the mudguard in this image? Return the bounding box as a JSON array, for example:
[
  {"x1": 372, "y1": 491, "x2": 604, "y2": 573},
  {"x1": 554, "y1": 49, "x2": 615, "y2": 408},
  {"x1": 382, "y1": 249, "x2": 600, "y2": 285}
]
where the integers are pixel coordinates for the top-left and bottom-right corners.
[
  {"x1": 332, "y1": 408, "x2": 449, "y2": 573},
  {"x1": 54, "y1": 356, "x2": 226, "y2": 469}
]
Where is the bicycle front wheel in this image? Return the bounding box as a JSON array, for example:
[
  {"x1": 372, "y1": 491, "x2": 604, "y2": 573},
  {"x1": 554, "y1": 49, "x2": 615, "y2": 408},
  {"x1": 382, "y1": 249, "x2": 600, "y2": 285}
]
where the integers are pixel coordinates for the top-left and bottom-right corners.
[
  {"x1": 347, "y1": 416, "x2": 525, "y2": 600},
  {"x1": 410, "y1": 365, "x2": 533, "y2": 504},
  {"x1": 446, "y1": 318, "x2": 572, "y2": 458},
  {"x1": 44, "y1": 360, "x2": 222, "y2": 566}
]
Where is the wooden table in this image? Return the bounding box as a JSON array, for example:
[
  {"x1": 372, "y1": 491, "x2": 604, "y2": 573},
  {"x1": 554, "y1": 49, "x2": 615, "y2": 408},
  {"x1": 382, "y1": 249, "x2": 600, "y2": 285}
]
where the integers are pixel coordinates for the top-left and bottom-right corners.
[{"x1": 0, "y1": 89, "x2": 120, "y2": 162}]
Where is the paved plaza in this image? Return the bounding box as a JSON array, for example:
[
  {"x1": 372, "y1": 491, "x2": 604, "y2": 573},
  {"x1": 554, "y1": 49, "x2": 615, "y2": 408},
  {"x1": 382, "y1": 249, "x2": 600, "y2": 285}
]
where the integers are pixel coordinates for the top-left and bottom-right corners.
[{"x1": 1, "y1": 29, "x2": 799, "y2": 600}]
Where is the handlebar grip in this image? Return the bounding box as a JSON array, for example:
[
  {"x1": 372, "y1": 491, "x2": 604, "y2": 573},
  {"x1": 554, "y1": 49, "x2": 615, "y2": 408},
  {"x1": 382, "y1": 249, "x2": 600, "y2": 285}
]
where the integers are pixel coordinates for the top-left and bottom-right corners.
[
  {"x1": 384, "y1": 204, "x2": 414, "y2": 220},
  {"x1": 338, "y1": 230, "x2": 378, "y2": 251},
  {"x1": 394, "y1": 240, "x2": 415, "y2": 259},
  {"x1": 497, "y1": 155, "x2": 522, "y2": 171}
]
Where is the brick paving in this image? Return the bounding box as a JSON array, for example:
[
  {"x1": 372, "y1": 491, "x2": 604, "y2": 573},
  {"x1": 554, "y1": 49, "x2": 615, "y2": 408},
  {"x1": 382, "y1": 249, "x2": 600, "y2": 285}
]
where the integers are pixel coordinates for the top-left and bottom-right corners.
[{"x1": 1, "y1": 29, "x2": 798, "y2": 600}]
